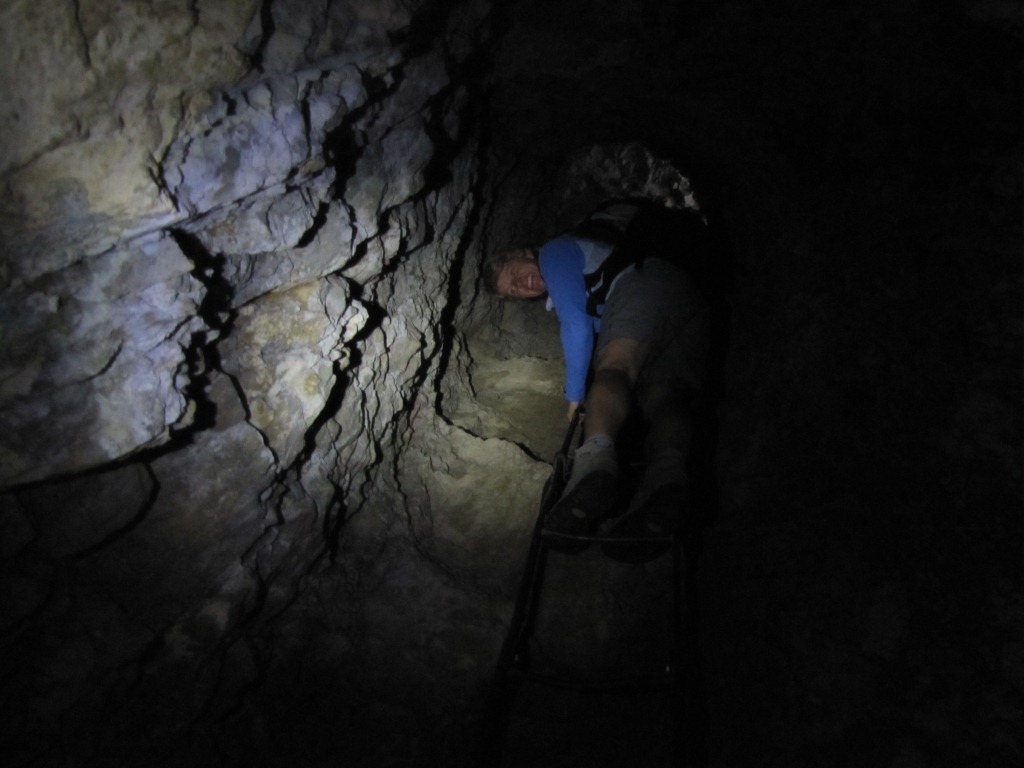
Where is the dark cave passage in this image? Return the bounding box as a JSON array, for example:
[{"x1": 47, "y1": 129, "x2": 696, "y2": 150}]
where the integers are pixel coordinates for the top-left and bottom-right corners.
[{"x1": 1, "y1": 1, "x2": 1020, "y2": 767}]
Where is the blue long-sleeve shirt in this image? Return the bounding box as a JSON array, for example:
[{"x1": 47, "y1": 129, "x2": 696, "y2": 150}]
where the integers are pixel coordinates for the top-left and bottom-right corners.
[{"x1": 538, "y1": 236, "x2": 617, "y2": 402}]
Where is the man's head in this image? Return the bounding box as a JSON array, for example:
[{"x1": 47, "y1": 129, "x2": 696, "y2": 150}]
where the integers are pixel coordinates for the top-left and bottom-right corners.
[{"x1": 482, "y1": 247, "x2": 547, "y2": 299}]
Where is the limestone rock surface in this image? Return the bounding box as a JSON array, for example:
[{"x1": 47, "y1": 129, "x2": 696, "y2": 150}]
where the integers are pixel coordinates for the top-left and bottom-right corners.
[
  {"x1": 0, "y1": 233, "x2": 204, "y2": 486},
  {"x1": 0, "y1": 1, "x2": 537, "y2": 763}
]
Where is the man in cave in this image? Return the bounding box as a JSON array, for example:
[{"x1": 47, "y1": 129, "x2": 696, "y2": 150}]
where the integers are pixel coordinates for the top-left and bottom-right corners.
[{"x1": 483, "y1": 200, "x2": 711, "y2": 561}]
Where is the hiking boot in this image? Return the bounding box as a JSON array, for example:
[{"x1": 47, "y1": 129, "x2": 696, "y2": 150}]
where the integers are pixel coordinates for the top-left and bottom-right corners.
[
  {"x1": 544, "y1": 438, "x2": 618, "y2": 552},
  {"x1": 602, "y1": 483, "x2": 685, "y2": 562}
]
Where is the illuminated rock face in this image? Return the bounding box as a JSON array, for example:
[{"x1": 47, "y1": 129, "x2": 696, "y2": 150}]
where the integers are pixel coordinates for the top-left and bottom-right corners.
[
  {"x1": 0, "y1": 0, "x2": 479, "y2": 489},
  {"x1": 0, "y1": 1, "x2": 538, "y2": 760}
]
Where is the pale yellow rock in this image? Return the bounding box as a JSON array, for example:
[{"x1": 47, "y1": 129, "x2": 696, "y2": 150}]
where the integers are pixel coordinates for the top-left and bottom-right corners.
[
  {"x1": 221, "y1": 279, "x2": 353, "y2": 467},
  {"x1": 402, "y1": 412, "x2": 550, "y2": 583}
]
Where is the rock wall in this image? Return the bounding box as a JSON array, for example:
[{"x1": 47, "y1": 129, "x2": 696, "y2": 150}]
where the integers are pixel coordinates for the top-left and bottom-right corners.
[{"x1": 0, "y1": 1, "x2": 548, "y2": 763}]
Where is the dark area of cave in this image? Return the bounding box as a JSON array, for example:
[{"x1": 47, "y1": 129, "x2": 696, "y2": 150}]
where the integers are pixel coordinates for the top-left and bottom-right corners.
[{"x1": 0, "y1": 1, "x2": 1020, "y2": 766}]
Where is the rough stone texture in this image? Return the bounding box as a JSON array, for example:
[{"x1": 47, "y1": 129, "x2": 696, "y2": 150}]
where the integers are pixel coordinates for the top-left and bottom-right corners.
[
  {"x1": 1, "y1": 1, "x2": 540, "y2": 765},
  {"x1": 0, "y1": 0, "x2": 259, "y2": 276},
  {"x1": 219, "y1": 278, "x2": 359, "y2": 468},
  {"x1": 0, "y1": 233, "x2": 204, "y2": 485},
  {"x1": 0, "y1": 0, "x2": 1020, "y2": 767}
]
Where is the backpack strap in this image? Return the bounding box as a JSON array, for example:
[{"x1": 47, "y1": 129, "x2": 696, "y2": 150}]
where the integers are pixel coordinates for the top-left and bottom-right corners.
[{"x1": 564, "y1": 200, "x2": 644, "y2": 316}]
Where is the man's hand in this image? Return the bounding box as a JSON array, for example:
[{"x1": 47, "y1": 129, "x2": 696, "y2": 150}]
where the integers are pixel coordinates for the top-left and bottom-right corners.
[{"x1": 567, "y1": 401, "x2": 581, "y2": 422}]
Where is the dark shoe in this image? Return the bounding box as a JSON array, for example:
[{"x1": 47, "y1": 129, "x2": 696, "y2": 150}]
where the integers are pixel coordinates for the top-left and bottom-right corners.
[
  {"x1": 602, "y1": 484, "x2": 685, "y2": 562},
  {"x1": 543, "y1": 469, "x2": 617, "y2": 552}
]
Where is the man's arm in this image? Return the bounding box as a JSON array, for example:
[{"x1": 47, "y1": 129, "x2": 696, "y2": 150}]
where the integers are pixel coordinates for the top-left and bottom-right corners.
[{"x1": 538, "y1": 238, "x2": 594, "y2": 410}]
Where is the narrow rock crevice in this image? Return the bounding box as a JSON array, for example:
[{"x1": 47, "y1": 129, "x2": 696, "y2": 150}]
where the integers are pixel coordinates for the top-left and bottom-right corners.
[
  {"x1": 69, "y1": 0, "x2": 92, "y2": 69},
  {"x1": 248, "y1": 0, "x2": 277, "y2": 74},
  {"x1": 167, "y1": 229, "x2": 236, "y2": 437}
]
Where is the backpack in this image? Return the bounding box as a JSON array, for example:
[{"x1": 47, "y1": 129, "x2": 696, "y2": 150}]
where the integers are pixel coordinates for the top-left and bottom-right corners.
[{"x1": 566, "y1": 198, "x2": 728, "y2": 316}]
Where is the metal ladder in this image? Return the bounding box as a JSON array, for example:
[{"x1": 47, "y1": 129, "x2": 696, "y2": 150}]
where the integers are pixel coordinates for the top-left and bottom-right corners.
[{"x1": 477, "y1": 410, "x2": 687, "y2": 766}]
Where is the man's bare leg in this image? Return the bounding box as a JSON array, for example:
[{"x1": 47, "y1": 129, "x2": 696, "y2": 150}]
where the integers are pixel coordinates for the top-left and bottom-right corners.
[
  {"x1": 583, "y1": 338, "x2": 645, "y2": 441},
  {"x1": 562, "y1": 337, "x2": 646, "y2": 494},
  {"x1": 545, "y1": 339, "x2": 646, "y2": 540}
]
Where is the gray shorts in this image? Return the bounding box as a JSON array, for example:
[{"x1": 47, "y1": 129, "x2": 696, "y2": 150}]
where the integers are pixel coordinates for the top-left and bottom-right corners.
[{"x1": 597, "y1": 260, "x2": 710, "y2": 396}]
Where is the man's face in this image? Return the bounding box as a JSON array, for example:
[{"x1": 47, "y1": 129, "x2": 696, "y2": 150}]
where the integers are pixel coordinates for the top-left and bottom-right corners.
[{"x1": 496, "y1": 258, "x2": 546, "y2": 299}]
